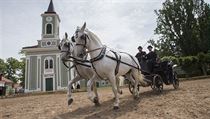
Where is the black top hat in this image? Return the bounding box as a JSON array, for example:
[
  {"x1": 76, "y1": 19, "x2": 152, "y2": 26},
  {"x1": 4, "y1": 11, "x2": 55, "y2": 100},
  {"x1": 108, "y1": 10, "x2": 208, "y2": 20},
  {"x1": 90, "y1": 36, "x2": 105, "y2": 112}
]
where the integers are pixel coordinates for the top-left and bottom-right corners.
[
  {"x1": 138, "y1": 46, "x2": 143, "y2": 49},
  {"x1": 147, "y1": 45, "x2": 153, "y2": 49}
]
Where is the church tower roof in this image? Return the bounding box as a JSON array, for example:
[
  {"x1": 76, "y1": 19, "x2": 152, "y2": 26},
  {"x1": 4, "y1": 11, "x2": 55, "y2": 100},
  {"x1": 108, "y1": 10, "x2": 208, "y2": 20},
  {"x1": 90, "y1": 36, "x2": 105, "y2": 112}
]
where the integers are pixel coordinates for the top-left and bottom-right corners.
[{"x1": 45, "y1": 0, "x2": 56, "y2": 14}]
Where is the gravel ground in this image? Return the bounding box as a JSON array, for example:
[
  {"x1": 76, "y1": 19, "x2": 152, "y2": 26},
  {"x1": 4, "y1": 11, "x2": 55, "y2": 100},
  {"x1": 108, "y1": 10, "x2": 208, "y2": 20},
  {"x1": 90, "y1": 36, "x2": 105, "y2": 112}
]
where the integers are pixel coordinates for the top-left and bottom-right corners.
[{"x1": 1, "y1": 79, "x2": 210, "y2": 119}]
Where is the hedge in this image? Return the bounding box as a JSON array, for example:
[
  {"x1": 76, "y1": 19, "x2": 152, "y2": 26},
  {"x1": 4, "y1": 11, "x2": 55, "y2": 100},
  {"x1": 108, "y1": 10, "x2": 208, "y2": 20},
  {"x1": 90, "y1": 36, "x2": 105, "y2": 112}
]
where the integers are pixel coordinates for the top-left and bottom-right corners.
[{"x1": 161, "y1": 52, "x2": 210, "y2": 77}]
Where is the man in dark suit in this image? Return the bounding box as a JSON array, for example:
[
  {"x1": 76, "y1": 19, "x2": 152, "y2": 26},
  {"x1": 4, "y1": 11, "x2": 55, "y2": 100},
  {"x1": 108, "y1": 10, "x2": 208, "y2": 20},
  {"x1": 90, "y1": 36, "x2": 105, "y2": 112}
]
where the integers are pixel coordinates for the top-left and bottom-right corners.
[
  {"x1": 135, "y1": 46, "x2": 146, "y2": 63},
  {"x1": 146, "y1": 45, "x2": 157, "y2": 73}
]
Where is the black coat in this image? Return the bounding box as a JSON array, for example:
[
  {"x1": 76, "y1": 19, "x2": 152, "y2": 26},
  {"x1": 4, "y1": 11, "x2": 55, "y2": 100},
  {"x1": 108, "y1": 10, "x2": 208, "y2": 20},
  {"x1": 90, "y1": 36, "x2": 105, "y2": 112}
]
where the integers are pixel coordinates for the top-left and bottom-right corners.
[
  {"x1": 146, "y1": 51, "x2": 157, "y2": 62},
  {"x1": 135, "y1": 51, "x2": 146, "y2": 63}
]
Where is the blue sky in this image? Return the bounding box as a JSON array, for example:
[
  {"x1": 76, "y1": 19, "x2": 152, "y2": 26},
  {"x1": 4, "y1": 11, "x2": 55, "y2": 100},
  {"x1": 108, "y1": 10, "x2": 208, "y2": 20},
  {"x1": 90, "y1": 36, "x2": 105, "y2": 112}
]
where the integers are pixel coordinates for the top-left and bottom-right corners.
[{"x1": 1, "y1": 0, "x2": 209, "y2": 60}]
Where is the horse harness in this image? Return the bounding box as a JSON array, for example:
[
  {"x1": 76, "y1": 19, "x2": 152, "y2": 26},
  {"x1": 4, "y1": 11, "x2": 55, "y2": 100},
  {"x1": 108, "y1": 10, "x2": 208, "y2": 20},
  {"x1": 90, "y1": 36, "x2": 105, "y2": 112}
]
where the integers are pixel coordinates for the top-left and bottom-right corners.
[
  {"x1": 67, "y1": 34, "x2": 140, "y2": 79},
  {"x1": 88, "y1": 45, "x2": 140, "y2": 79}
]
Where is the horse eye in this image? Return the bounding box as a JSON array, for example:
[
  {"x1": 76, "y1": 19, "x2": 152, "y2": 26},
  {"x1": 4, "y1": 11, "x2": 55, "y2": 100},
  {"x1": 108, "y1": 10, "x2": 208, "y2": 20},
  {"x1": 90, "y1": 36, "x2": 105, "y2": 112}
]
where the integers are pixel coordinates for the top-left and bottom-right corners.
[
  {"x1": 80, "y1": 34, "x2": 86, "y2": 40},
  {"x1": 67, "y1": 42, "x2": 70, "y2": 46},
  {"x1": 71, "y1": 36, "x2": 75, "y2": 42},
  {"x1": 58, "y1": 45, "x2": 61, "y2": 50},
  {"x1": 64, "y1": 42, "x2": 69, "y2": 47}
]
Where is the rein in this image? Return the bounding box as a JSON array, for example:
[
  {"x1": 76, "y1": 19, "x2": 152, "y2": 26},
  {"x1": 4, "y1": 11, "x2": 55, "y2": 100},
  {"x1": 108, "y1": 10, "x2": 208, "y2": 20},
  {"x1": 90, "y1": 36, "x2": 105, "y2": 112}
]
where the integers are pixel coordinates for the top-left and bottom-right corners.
[{"x1": 90, "y1": 46, "x2": 107, "y2": 63}]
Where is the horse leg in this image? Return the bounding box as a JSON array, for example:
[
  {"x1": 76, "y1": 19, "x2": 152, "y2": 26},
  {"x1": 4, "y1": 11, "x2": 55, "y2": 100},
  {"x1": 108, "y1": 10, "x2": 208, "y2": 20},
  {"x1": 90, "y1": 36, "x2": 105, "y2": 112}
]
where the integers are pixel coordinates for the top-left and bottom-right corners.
[
  {"x1": 116, "y1": 77, "x2": 123, "y2": 94},
  {"x1": 132, "y1": 70, "x2": 140, "y2": 99},
  {"x1": 67, "y1": 75, "x2": 81, "y2": 106},
  {"x1": 109, "y1": 75, "x2": 120, "y2": 110},
  {"x1": 87, "y1": 73, "x2": 96, "y2": 103},
  {"x1": 92, "y1": 80, "x2": 100, "y2": 106}
]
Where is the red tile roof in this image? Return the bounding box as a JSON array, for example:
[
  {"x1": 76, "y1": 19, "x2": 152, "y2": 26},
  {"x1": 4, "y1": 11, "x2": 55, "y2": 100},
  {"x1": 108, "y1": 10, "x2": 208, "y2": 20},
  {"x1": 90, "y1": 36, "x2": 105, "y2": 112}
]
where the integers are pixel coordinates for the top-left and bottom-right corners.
[{"x1": 0, "y1": 77, "x2": 13, "y2": 84}]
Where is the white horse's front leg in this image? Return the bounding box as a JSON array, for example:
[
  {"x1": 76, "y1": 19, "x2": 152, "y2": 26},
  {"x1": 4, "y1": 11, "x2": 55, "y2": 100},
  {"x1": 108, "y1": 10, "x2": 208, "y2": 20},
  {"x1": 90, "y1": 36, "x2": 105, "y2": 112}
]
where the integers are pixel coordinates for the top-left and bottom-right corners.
[
  {"x1": 67, "y1": 75, "x2": 81, "y2": 106},
  {"x1": 109, "y1": 75, "x2": 120, "y2": 110},
  {"x1": 87, "y1": 73, "x2": 96, "y2": 103},
  {"x1": 92, "y1": 80, "x2": 100, "y2": 106},
  {"x1": 116, "y1": 77, "x2": 123, "y2": 94}
]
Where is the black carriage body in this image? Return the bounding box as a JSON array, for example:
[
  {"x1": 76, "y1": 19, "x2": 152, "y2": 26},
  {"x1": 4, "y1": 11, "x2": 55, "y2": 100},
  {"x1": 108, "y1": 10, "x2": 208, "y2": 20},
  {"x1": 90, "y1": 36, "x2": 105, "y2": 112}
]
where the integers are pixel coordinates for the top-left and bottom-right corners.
[{"x1": 141, "y1": 60, "x2": 174, "y2": 85}]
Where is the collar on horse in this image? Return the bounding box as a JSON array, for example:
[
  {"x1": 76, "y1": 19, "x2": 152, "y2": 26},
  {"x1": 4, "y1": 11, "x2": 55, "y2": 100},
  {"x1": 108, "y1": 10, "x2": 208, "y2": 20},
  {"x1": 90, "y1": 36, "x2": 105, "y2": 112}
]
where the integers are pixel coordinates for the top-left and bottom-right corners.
[{"x1": 90, "y1": 46, "x2": 107, "y2": 63}]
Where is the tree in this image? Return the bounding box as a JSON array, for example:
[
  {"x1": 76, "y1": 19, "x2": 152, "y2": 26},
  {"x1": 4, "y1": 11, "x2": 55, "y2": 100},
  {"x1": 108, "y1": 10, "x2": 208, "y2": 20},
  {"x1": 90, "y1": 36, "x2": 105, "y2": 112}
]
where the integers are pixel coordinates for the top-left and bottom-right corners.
[
  {"x1": 18, "y1": 58, "x2": 25, "y2": 87},
  {"x1": 5, "y1": 57, "x2": 21, "y2": 83},
  {"x1": 0, "y1": 58, "x2": 6, "y2": 74},
  {"x1": 151, "y1": 0, "x2": 210, "y2": 56}
]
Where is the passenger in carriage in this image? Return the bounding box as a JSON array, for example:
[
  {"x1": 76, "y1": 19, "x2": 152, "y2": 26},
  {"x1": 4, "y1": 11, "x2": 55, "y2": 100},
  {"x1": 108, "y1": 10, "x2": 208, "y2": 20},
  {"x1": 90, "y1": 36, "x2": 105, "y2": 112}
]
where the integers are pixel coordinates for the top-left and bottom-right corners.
[
  {"x1": 146, "y1": 45, "x2": 157, "y2": 73},
  {"x1": 135, "y1": 46, "x2": 146, "y2": 64}
]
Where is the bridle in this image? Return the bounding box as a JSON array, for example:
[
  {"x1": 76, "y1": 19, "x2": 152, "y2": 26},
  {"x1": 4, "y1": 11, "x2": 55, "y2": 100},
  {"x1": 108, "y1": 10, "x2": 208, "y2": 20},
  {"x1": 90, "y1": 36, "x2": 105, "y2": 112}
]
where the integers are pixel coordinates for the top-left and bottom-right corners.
[
  {"x1": 61, "y1": 42, "x2": 72, "y2": 53},
  {"x1": 73, "y1": 33, "x2": 89, "y2": 58},
  {"x1": 74, "y1": 33, "x2": 105, "y2": 58},
  {"x1": 58, "y1": 39, "x2": 90, "y2": 69},
  {"x1": 75, "y1": 34, "x2": 88, "y2": 48}
]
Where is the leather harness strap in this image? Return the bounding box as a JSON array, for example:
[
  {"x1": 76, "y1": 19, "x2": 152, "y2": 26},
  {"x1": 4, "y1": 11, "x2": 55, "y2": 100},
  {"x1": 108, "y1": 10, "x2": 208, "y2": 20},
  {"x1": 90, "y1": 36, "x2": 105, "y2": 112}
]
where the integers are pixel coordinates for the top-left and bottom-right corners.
[
  {"x1": 89, "y1": 46, "x2": 107, "y2": 79},
  {"x1": 120, "y1": 52, "x2": 140, "y2": 70},
  {"x1": 110, "y1": 50, "x2": 121, "y2": 75},
  {"x1": 86, "y1": 47, "x2": 103, "y2": 54},
  {"x1": 90, "y1": 46, "x2": 107, "y2": 63}
]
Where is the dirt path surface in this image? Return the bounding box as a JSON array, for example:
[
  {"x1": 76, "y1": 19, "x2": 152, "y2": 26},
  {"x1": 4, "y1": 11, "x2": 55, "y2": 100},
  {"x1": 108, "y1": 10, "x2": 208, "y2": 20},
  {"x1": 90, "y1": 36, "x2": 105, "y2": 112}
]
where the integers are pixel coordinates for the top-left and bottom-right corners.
[{"x1": 1, "y1": 79, "x2": 210, "y2": 119}]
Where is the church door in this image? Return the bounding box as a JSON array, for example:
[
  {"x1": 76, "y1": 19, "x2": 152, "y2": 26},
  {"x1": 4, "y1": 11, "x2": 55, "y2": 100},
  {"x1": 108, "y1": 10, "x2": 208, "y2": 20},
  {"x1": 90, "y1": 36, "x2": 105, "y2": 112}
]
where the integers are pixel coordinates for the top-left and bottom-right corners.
[{"x1": 45, "y1": 78, "x2": 53, "y2": 91}]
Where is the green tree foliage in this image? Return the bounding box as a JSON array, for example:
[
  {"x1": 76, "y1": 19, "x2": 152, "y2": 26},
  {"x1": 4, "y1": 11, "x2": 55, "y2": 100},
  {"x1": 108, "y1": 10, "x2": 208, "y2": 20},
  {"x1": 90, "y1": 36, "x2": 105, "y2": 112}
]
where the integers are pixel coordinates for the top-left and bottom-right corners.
[
  {"x1": 5, "y1": 57, "x2": 21, "y2": 83},
  {"x1": 18, "y1": 58, "x2": 25, "y2": 87},
  {"x1": 0, "y1": 58, "x2": 6, "y2": 74},
  {"x1": 151, "y1": 0, "x2": 210, "y2": 56},
  {"x1": 161, "y1": 53, "x2": 210, "y2": 76},
  {"x1": 0, "y1": 57, "x2": 25, "y2": 85}
]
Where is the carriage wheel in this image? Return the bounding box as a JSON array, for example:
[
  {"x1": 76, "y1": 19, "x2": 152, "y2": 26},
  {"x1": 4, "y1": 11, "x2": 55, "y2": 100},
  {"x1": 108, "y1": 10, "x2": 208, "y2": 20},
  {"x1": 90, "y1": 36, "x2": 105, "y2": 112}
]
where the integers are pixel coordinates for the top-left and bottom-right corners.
[
  {"x1": 128, "y1": 81, "x2": 140, "y2": 94},
  {"x1": 173, "y1": 72, "x2": 179, "y2": 89},
  {"x1": 153, "y1": 75, "x2": 163, "y2": 93}
]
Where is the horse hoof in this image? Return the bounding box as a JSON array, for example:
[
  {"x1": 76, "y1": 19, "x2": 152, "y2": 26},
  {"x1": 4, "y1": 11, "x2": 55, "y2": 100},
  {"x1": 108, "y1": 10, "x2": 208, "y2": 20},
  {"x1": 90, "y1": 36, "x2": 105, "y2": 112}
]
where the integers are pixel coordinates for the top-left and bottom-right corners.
[
  {"x1": 93, "y1": 97, "x2": 100, "y2": 106},
  {"x1": 68, "y1": 98, "x2": 73, "y2": 106},
  {"x1": 133, "y1": 96, "x2": 139, "y2": 100},
  {"x1": 93, "y1": 97, "x2": 98, "y2": 103},
  {"x1": 120, "y1": 90, "x2": 123, "y2": 95},
  {"x1": 94, "y1": 102, "x2": 101, "y2": 107},
  {"x1": 113, "y1": 106, "x2": 119, "y2": 110}
]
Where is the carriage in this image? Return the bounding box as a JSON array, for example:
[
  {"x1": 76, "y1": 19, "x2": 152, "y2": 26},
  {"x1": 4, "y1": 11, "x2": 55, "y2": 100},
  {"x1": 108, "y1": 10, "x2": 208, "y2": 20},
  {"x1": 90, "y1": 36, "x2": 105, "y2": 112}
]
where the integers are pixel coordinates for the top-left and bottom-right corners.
[{"x1": 128, "y1": 59, "x2": 179, "y2": 93}]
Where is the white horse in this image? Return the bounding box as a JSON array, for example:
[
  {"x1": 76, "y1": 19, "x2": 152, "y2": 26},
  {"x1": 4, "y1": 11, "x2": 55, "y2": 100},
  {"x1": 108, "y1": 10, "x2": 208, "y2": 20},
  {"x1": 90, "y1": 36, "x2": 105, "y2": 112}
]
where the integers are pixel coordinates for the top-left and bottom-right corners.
[
  {"x1": 58, "y1": 33, "x2": 123, "y2": 107},
  {"x1": 72, "y1": 23, "x2": 144, "y2": 109}
]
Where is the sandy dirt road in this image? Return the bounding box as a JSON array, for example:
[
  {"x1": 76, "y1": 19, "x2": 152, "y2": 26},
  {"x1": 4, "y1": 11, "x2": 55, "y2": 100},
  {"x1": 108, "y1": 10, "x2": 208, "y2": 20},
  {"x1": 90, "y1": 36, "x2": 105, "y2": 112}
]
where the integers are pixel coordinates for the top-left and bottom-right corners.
[{"x1": 1, "y1": 79, "x2": 210, "y2": 119}]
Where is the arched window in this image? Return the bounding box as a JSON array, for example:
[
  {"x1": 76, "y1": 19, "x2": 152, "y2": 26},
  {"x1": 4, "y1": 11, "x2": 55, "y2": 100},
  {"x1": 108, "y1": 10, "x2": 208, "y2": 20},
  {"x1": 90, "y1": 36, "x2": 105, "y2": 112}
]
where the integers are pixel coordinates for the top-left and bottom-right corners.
[
  {"x1": 49, "y1": 59, "x2": 53, "y2": 68},
  {"x1": 46, "y1": 24, "x2": 52, "y2": 34},
  {"x1": 44, "y1": 57, "x2": 54, "y2": 74},
  {"x1": 45, "y1": 60, "x2": 48, "y2": 69}
]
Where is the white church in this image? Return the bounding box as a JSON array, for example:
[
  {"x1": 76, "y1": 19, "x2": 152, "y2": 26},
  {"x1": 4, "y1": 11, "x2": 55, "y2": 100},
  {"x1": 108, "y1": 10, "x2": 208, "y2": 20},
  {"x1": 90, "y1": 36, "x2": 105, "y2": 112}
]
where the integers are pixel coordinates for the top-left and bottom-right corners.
[{"x1": 22, "y1": 0, "x2": 112, "y2": 92}]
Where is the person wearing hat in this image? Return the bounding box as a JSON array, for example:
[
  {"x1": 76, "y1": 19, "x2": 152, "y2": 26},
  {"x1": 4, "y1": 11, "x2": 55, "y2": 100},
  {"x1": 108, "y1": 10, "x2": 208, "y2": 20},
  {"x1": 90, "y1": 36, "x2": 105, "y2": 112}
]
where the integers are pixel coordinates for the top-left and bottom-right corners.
[
  {"x1": 146, "y1": 45, "x2": 157, "y2": 73},
  {"x1": 135, "y1": 46, "x2": 146, "y2": 66}
]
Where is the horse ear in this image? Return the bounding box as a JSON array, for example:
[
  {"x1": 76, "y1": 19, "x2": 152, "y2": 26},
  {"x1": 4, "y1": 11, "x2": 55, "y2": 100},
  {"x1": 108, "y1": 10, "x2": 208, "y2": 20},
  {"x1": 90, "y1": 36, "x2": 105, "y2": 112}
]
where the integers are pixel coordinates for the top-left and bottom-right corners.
[
  {"x1": 81, "y1": 22, "x2": 86, "y2": 32},
  {"x1": 65, "y1": 32, "x2": 68, "y2": 39}
]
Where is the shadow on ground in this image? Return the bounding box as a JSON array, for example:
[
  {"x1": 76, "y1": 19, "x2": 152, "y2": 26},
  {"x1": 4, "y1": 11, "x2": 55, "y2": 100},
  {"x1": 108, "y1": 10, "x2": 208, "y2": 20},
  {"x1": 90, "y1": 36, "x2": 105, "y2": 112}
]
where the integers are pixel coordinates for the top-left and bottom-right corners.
[{"x1": 54, "y1": 88, "x2": 176, "y2": 119}]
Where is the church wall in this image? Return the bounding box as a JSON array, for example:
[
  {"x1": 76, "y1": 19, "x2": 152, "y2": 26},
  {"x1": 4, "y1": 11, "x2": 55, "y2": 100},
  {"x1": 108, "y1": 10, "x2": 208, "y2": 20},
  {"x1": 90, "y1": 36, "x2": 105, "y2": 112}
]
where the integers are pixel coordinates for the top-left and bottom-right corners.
[
  {"x1": 25, "y1": 59, "x2": 29, "y2": 90},
  {"x1": 41, "y1": 55, "x2": 57, "y2": 91},
  {"x1": 37, "y1": 57, "x2": 41, "y2": 90},
  {"x1": 42, "y1": 15, "x2": 56, "y2": 39},
  {"x1": 60, "y1": 59, "x2": 68, "y2": 88},
  {"x1": 29, "y1": 56, "x2": 37, "y2": 90}
]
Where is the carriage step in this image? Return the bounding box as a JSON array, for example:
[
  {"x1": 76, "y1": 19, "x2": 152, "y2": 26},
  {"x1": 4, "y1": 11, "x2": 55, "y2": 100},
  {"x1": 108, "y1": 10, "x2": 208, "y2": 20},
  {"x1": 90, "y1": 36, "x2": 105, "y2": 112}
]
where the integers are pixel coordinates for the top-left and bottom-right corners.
[{"x1": 143, "y1": 78, "x2": 152, "y2": 83}]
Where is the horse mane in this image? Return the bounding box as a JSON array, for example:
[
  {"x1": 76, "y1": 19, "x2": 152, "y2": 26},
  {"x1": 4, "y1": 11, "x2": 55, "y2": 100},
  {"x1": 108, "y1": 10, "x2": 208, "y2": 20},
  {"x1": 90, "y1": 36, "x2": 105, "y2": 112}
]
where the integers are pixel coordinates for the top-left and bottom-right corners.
[{"x1": 86, "y1": 29, "x2": 103, "y2": 45}]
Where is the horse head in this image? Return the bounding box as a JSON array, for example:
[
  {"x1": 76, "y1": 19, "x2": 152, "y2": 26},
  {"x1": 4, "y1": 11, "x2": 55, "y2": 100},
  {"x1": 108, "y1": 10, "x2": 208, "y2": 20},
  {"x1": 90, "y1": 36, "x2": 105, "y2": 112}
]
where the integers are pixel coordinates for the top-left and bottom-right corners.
[
  {"x1": 72, "y1": 22, "x2": 89, "y2": 58},
  {"x1": 58, "y1": 32, "x2": 74, "y2": 61}
]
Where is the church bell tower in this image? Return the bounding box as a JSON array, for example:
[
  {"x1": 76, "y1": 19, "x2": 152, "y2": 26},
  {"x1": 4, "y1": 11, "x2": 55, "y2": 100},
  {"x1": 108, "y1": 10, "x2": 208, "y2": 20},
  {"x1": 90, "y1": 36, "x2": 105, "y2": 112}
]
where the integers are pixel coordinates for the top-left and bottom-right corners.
[{"x1": 40, "y1": 0, "x2": 60, "y2": 47}]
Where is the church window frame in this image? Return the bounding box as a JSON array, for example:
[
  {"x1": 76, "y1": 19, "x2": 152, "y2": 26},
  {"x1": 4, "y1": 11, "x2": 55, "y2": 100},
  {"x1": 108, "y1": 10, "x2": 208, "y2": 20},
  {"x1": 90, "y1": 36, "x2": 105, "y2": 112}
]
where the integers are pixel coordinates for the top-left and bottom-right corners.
[
  {"x1": 45, "y1": 23, "x2": 53, "y2": 35},
  {"x1": 44, "y1": 57, "x2": 54, "y2": 74}
]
